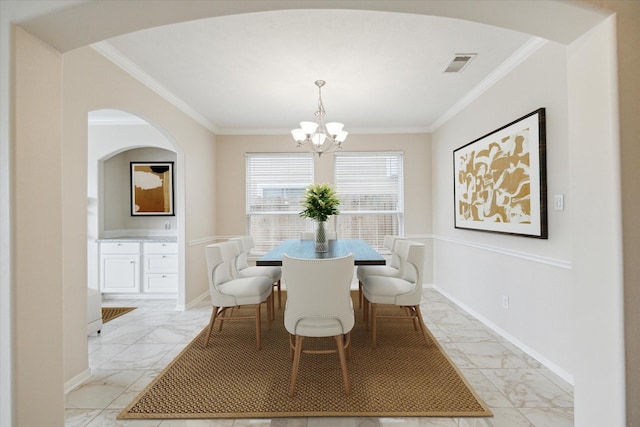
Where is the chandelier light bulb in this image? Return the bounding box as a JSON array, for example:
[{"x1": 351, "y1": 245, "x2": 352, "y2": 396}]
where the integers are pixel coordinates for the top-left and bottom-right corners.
[
  {"x1": 311, "y1": 133, "x2": 326, "y2": 146},
  {"x1": 291, "y1": 128, "x2": 306, "y2": 142},
  {"x1": 325, "y1": 122, "x2": 344, "y2": 136},
  {"x1": 336, "y1": 131, "x2": 348, "y2": 143},
  {"x1": 300, "y1": 121, "x2": 318, "y2": 135}
]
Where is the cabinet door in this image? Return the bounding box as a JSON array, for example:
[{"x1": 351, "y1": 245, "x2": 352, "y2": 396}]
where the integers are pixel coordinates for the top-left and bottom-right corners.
[{"x1": 100, "y1": 255, "x2": 140, "y2": 293}]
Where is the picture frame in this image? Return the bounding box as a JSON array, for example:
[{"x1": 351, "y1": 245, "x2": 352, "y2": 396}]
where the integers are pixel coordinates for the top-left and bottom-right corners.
[
  {"x1": 453, "y1": 108, "x2": 547, "y2": 238},
  {"x1": 130, "y1": 162, "x2": 175, "y2": 216}
]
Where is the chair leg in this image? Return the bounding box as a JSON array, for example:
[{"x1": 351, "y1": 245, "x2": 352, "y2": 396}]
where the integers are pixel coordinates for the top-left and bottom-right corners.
[
  {"x1": 266, "y1": 295, "x2": 273, "y2": 327},
  {"x1": 371, "y1": 303, "x2": 378, "y2": 349},
  {"x1": 218, "y1": 307, "x2": 228, "y2": 331},
  {"x1": 288, "y1": 334, "x2": 295, "y2": 360},
  {"x1": 276, "y1": 280, "x2": 282, "y2": 309},
  {"x1": 334, "y1": 335, "x2": 351, "y2": 395},
  {"x1": 204, "y1": 306, "x2": 220, "y2": 347},
  {"x1": 345, "y1": 332, "x2": 352, "y2": 359},
  {"x1": 363, "y1": 297, "x2": 369, "y2": 325},
  {"x1": 358, "y1": 281, "x2": 363, "y2": 309},
  {"x1": 255, "y1": 304, "x2": 262, "y2": 350},
  {"x1": 289, "y1": 335, "x2": 304, "y2": 396},
  {"x1": 407, "y1": 307, "x2": 419, "y2": 330},
  {"x1": 271, "y1": 294, "x2": 275, "y2": 323}
]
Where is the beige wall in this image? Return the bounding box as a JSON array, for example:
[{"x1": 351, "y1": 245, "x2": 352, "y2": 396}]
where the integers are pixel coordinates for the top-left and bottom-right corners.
[
  {"x1": 432, "y1": 39, "x2": 575, "y2": 375},
  {"x1": 61, "y1": 45, "x2": 217, "y2": 390},
  {"x1": 432, "y1": 15, "x2": 628, "y2": 427},
  {"x1": 14, "y1": 27, "x2": 65, "y2": 427},
  {"x1": 567, "y1": 15, "x2": 625, "y2": 426},
  {"x1": 103, "y1": 147, "x2": 177, "y2": 232}
]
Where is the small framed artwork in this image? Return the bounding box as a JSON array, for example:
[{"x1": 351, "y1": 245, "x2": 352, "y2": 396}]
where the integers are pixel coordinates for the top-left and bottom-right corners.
[
  {"x1": 453, "y1": 108, "x2": 547, "y2": 238},
  {"x1": 130, "y1": 162, "x2": 174, "y2": 216}
]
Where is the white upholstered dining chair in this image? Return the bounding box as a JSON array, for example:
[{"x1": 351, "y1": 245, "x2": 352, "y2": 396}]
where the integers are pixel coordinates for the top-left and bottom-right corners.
[
  {"x1": 361, "y1": 239, "x2": 428, "y2": 349},
  {"x1": 204, "y1": 241, "x2": 273, "y2": 350},
  {"x1": 282, "y1": 253, "x2": 355, "y2": 396},
  {"x1": 230, "y1": 236, "x2": 283, "y2": 309},
  {"x1": 356, "y1": 235, "x2": 404, "y2": 308}
]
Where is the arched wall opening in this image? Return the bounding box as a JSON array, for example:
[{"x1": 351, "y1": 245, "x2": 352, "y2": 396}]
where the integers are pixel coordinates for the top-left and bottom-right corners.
[
  {"x1": 88, "y1": 109, "x2": 186, "y2": 307},
  {"x1": 6, "y1": 2, "x2": 635, "y2": 427}
]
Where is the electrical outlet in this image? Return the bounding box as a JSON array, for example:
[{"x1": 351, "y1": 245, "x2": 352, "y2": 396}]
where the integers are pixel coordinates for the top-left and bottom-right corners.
[
  {"x1": 554, "y1": 194, "x2": 564, "y2": 211},
  {"x1": 502, "y1": 296, "x2": 509, "y2": 310}
]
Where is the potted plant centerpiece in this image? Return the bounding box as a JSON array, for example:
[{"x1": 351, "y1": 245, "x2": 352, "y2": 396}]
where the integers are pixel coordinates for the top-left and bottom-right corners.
[{"x1": 299, "y1": 183, "x2": 340, "y2": 252}]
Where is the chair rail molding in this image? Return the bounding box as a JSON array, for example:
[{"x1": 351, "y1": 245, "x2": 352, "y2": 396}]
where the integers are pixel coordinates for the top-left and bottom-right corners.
[
  {"x1": 187, "y1": 235, "x2": 236, "y2": 247},
  {"x1": 434, "y1": 235, "x2": 571, "y2": 270}
]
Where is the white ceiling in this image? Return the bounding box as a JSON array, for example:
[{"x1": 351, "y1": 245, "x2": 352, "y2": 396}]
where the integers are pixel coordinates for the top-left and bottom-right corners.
[{"x1": 94, "y1": 9, "x2": 536, "y2": 135}]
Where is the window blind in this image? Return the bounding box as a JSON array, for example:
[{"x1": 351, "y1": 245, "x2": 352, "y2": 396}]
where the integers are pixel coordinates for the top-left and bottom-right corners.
[
  {"x1": 334, "y1": 152, "x2": 404, "y2": 250},
  {"x1": 246, "y1": 153, "x2": 314, "y2": 252}
]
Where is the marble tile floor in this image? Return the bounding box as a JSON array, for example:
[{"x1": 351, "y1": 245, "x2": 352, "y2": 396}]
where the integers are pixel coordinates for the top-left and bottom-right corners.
[{"x1": 65, "y1": 289, "x2": 574, "y2": 427}]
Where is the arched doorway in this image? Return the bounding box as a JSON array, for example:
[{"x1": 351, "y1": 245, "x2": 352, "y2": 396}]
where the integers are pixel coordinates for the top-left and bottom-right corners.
[{"x1": 88, "y1": 109, "x2": 185, "y2": 307}]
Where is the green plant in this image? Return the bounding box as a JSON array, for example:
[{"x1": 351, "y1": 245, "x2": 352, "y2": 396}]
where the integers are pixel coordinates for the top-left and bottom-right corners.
[{"x1": 299, "y1": 183, "x2": 340, "y2": 222}]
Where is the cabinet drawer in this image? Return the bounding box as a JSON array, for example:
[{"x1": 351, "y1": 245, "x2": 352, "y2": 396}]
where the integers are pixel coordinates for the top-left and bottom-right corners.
[
  {"x1": 144, "y1": 254, "x2": 178, "y2": 273},
  {"x1": 144, "y1": 274, "x2": 178, "y2": 293},
  {"x1": 143, "y1": 242, "x2": 177, "y2": 254},
  {"x1": 100, "y1": 242, "x2": 140, "y2": 254}
]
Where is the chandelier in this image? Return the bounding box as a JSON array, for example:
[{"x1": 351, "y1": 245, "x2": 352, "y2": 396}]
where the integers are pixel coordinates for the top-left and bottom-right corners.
[{"x1": 291, "y1": 80, "x2": 348, "y2": 157}]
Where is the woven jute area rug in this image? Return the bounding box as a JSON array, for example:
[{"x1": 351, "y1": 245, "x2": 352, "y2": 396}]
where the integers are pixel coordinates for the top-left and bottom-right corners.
[
  {"x1": 102, "y1": 307, "x2": 136, "y2": 324},
  {"x1": 119, "y1": 295, "x2": 491, "y2": 419}
]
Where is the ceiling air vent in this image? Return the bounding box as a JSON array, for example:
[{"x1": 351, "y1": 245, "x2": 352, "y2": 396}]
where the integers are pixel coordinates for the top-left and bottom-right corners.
[{"x1": 444, "y1": 54, "x2": 477, "y2": 73}]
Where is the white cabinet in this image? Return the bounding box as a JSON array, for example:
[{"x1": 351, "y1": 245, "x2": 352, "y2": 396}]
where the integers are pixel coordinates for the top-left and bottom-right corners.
[
  {"x1": 142, "y1": 242, "x2": 178, "y2": 293},
  {"x1": 100, "y1": 242, "x2": 140, "y2": 293},
  {"x1": 99, "y1": 240, "x2": 178, "y2": 295}
]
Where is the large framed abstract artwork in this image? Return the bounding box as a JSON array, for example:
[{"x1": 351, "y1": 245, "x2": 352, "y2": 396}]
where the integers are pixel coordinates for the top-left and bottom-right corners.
[
  {"x1": 453, "y1": 108, "x2": 547, "y2": 238},
  {"x1": 130, "y1": 162, "x2": 175, "y2": 216}
]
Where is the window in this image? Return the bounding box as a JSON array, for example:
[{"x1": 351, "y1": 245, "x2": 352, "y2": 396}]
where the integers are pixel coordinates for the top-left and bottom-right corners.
[
  {"x1": 334, "y1": 152, "x2": 404, "y2": 251},
  {"x1": 246, "y1": 153, "x2": 314, "y2": 252}
]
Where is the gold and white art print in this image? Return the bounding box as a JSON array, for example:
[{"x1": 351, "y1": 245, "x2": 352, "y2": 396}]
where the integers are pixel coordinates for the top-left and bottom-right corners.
[
  {"x1": 130, "y1": 162, "x2": 174, "y2": 216},
  {"x1": 453, "y1": 109, "x2": 547, "y2": 238}
]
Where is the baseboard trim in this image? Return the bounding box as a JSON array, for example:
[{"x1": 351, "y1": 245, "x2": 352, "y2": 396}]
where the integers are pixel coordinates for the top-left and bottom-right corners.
[
  {"x1": 64, "y1": 368, "x2": 92, "y2": 395},
  {"x1": 433, "y1": 285, "x2": 574, "y2": 385},
  {"x1": 183, "y1": 290, "x2": 210, "y2": 311}
]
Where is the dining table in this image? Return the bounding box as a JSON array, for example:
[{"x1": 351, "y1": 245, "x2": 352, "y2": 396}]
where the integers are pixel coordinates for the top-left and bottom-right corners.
[{"x1": 256, "y1": 239, "x2": 385, "y2": 266}]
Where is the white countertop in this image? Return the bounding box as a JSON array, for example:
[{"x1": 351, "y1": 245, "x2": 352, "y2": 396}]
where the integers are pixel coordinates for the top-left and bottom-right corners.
[{"x1": 96, "y1": 236, "x2": 177, "y2": 243}]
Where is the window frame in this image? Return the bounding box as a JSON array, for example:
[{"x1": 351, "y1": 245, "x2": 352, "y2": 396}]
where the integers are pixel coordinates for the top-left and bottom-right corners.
[
  {"x1": 333, "y1": 151, "x2": 405, "y2": 251},
  {"x1": 245, "y1": 152, "x2": 314, "y2": 252}
]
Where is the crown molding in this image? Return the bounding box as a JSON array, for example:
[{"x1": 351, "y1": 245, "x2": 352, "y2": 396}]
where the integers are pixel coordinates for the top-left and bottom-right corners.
[
  {"x1": 91, "y1": 41, "x2": 219, "y2": 134},
  {"x1": 430, "y1": 36, "x2": 547, "y2": 132}
]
